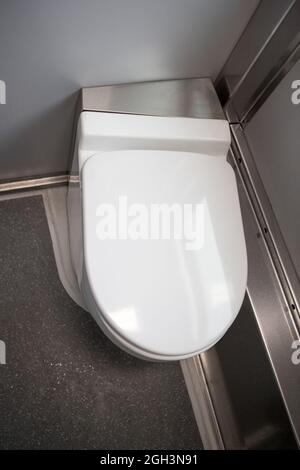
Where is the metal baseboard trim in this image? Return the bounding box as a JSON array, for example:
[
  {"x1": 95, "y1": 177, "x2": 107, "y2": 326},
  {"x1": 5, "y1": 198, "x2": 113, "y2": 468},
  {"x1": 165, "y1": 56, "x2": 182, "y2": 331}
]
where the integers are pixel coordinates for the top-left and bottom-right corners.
[
  {"x1": 181, "y1": 356, "x2": 224, "y2": 450},
  {"x1": 0, "y1": 175, "x2": 69, "y2": 193},
  {"x1": 181, "y1": 350, "x2": 245, "y2": 450}
]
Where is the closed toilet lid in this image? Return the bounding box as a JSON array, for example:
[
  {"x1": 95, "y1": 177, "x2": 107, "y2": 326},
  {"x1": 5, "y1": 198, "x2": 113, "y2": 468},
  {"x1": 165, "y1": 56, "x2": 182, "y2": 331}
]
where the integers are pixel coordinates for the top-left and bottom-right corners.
[{"x1": 81, "y1": 150, "x2": 247, "y2": 357}]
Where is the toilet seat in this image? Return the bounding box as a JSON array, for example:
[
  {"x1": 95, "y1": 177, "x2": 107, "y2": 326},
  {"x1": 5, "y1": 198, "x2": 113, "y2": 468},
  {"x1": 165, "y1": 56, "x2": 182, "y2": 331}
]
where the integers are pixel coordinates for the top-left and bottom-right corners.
[{"x1": 81, "y1": 149, "x2": 247, "y2": 359}]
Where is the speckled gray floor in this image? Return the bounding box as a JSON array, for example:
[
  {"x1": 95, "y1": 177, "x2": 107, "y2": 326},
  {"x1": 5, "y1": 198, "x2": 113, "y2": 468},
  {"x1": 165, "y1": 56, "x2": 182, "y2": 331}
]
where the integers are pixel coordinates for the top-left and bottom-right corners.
[{"x1": 0, "y1": 195, "x2": 201, "y2": 450}]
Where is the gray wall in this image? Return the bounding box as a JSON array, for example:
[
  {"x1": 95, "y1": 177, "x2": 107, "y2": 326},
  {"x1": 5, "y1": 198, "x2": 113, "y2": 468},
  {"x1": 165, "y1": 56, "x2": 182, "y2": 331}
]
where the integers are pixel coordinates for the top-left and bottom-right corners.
[
  {"x1": 245, "y1": 59, "x2": 300, "y2": 278},
  {"x1": 0, "y1": 0, "x2": 259, "y2": 180}
]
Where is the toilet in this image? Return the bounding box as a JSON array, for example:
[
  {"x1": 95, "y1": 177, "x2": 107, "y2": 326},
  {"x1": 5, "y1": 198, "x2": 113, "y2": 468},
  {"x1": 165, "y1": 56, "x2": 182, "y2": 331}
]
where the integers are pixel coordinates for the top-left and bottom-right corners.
[{"x1": 67, "y1": 110, "x2": 247, "y2": 361}]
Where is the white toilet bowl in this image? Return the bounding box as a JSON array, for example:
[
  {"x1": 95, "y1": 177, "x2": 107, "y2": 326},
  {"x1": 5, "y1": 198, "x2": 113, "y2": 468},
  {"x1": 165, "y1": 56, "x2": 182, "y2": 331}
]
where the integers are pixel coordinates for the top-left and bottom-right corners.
[{"x1": 68, "y1": 111, "x2": 247, "y2": 361}]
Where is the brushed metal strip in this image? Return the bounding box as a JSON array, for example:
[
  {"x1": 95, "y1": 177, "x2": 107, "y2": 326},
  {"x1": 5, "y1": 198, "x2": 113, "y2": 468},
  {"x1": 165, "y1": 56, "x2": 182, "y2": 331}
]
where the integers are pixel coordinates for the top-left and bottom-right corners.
[
  {"x1": 240, "y1": 40, "x2": 300, "y2": 124},
  {"x1": 0, "y1": 175, "x2": 69, "y2": 193},
  {"x1": 216, "y1": 0, "x2": 296, "y2": 91},
  {"x1": 182, "y1": 348, "x2": 246, "y2": 449},
  {"x1": 80, "y1": 78, "x2": 224, "y2": 119},
  {"x1": 181, "y1": 355, "x2": 225, "y2": 450},
  {"x1": 198, "y1": 350, "x2": 245, "y2": 449},
  {"x1": 230, "y1": 125, "x2": 300, "y2": 321},
  {"x1": 227, "y1": 0, "x2": 297, "y2": 102},
  {"x1": 224, "y1": 42, "x2": 300, "y2": 125},
  {"x1": 228, "y1": 133, "x2": 300, "y2": 446},
  {"x1": 219, "y1": 0, "x2": 299, "y2": 124}
]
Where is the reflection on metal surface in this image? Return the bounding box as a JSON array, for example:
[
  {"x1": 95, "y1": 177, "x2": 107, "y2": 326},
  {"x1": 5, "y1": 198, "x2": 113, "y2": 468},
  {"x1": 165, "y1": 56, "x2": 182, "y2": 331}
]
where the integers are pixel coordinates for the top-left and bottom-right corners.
[
  {"x1": 181, "y1": 355, "x2": 225, "y2": 450},
  {"x1": 230, "y1": 126, "x2": 300, "y2": 323},
  {"x1": 80, "y1": 78, "x2": 224, "y2": 119},
  {"x1": 218, "y1": 0, "x2": 300, "y2": 124},
  {"x1": 228, "y1": 139, "x2": 300, "y2": 446},
  {"x1": 216, "y1": 0, "x2": 296, "y2": 88},
  {"x1": 239, "y1": 41, "x2": 300, "y2": 124},
  {"x1": 214, "y1": 294, "x2": 297, "y2": 449},
  {"x1": 0, "y1": 174, "x2": 69, "y2": 193},
  {"x1": 199, "y1": 349, "x2": 245, "y2": 449}
]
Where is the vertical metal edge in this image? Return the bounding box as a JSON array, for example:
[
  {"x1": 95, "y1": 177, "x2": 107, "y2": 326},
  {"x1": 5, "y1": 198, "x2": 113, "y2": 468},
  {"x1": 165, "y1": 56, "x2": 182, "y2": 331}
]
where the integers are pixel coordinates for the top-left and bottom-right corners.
[
  {"x1": 228, "y1": 130, "x2": 300, "y2": 446},
  {"x1": 181, "y1": 348, "x2": 246, "y2": 450},
  {"x1": 180, "y1": 356, "x2": 225, "y2": 450},
  {"x1": 240, "y1": 41, "x2": 300, "y2": 124},
  {"x1": 217, "y1": 0, "x2": 299, "y2": 123},
  {"x1": 216, "y1": 0, "x2": 296, "y2": 89},
  {"x1": 230, "y1": 125, "x2": 300, "y2": 320}
]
